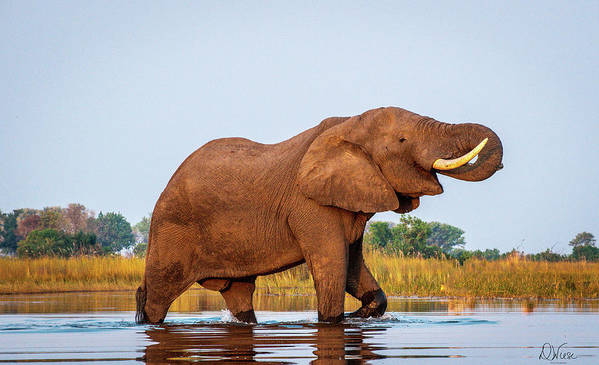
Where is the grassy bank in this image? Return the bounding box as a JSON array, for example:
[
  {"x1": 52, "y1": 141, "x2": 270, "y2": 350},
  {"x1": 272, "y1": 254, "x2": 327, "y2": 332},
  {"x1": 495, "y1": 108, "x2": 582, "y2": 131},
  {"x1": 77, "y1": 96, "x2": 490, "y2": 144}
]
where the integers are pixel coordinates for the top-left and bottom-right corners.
[
  {"x1": 1, "y1": 252, "x2": 598, "y2": 298},
  {"x1": 0, "y1": 256, "x2": 144, "y2": 294}
]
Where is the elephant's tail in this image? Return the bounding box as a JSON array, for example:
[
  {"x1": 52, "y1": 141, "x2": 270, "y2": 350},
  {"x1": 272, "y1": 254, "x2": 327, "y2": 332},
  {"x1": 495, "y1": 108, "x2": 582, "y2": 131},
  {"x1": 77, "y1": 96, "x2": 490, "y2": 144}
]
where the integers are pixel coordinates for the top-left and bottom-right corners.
[{"x1": 135, "y1": 281, "x2": 148, "y2": 324}]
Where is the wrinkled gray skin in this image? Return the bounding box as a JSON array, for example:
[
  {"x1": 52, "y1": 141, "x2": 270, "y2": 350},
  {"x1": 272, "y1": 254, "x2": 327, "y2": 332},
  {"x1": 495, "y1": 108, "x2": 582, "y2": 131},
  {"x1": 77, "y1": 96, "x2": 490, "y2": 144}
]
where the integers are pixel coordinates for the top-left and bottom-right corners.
[{"x1": 136, "y1": 107, "x2": 503, "y2": 324}]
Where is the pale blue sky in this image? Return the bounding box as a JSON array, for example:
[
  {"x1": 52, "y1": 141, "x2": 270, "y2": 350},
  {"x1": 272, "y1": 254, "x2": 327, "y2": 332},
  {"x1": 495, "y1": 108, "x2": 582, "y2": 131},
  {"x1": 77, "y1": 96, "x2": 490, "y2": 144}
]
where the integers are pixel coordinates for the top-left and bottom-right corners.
[{"x1": 1, "y1": 1, "x2": 597, "y2": 253}]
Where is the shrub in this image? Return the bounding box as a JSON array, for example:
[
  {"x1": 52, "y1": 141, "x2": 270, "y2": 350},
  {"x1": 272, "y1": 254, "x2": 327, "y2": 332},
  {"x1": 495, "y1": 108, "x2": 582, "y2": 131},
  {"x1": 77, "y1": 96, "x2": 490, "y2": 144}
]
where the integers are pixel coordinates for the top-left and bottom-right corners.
[
  {"x1": 17, "y1": 229, "x2": 72, "y2": 258},
  {"x1": 17, "y1": 229, "x2": 101, "y2": 258},
  {"x1": 572, "y1": 245, "x2": 599, "y2": 261}
]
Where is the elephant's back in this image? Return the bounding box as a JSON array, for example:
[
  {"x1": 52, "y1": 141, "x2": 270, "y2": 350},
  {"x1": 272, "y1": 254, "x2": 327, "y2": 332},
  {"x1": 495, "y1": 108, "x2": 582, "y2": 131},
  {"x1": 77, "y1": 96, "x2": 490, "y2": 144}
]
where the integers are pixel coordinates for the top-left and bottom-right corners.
[
  {"x1": 154, "y1": 121, "x2": 342, "y2": 226},
  {"x1": 181, "y1": 137, "x2": 279, "y2": 196},
  {"x1": 154, "y1": 137, "x2": 293, "y2": 226}
]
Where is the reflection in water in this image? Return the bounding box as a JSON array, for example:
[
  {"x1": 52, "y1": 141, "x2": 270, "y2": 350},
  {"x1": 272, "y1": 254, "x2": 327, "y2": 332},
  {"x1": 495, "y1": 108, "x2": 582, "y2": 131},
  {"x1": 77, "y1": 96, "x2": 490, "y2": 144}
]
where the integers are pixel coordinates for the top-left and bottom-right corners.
[
  {"x1": 522, "y1": 299, "x2": 536, "y2": 313},
  {"x1": 1, "y1": 288, "x2": 598, "y2": 315},
  {"x1": 1, "y1": 296, "x2": 598, "y2": 364},
  {"x1": 142, "y1": 322, "x2": 387, "y2": 363}
]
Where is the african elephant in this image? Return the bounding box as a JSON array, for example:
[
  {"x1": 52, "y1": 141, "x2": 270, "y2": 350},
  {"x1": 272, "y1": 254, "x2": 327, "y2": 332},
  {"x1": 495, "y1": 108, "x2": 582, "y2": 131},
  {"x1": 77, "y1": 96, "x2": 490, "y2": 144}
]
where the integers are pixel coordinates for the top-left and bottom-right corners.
[{"x1": 136, "y1": 106, "x2": 503, "y2": 324}]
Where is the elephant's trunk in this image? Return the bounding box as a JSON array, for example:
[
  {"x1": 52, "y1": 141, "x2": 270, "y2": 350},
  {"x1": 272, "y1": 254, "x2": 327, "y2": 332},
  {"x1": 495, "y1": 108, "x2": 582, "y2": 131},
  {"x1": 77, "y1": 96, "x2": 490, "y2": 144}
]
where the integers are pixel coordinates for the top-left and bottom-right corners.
[{"x1": 428, "y1": 122, "x2": 503, "y2": 182}]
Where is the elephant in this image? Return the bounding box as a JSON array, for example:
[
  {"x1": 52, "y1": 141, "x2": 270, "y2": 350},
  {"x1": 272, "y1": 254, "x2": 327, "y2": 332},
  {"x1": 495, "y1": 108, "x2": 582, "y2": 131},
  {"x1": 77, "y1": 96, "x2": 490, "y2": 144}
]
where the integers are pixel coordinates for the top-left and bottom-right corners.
[{"x1": 135, "y1": 106, "x2": 503, "y2": 324}]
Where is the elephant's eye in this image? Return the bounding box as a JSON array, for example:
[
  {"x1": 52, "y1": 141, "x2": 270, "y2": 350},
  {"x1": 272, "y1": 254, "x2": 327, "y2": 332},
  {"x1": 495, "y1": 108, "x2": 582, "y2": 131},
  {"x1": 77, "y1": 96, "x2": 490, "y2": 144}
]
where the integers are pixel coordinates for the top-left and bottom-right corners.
[{"x1": 399, "y1": 137, "x2": 406, "y2": 142}]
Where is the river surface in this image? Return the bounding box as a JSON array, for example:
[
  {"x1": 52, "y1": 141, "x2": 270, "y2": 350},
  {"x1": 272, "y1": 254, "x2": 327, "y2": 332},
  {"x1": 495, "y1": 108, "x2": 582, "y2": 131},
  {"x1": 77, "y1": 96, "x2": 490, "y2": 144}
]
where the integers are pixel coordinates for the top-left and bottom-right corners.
[{"x1": 1, "y1": 289, "x2": 598, "y2": 363}]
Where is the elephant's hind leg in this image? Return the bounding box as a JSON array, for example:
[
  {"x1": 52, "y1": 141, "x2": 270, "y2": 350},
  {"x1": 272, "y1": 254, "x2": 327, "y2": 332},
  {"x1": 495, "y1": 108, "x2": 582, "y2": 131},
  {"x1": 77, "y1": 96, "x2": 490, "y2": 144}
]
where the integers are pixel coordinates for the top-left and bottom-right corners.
[{"x1": 219, "y1": 277, "x2": 257, "y2": 323}]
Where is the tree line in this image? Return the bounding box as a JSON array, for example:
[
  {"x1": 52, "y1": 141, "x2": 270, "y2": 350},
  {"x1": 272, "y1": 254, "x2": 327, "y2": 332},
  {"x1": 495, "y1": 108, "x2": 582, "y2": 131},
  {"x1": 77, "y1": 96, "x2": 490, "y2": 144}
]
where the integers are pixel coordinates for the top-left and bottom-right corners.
[
  {"x1": 0, "y1": 204, "x2": 150, "y2": 258},
  {"x1": 1, "y1": 205, "x2": 596, "y2": 263},
  {"x1": 364, "y1": 216, "x2": 598, "y2": 264}
]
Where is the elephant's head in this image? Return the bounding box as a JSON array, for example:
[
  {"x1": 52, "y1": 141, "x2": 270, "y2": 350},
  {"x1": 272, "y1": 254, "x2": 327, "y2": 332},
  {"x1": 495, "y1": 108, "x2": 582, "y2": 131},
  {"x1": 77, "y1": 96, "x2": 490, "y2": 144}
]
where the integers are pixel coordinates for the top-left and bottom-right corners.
[{"x1": 298, "y1": 107, "x2": 503, "y2": 213}]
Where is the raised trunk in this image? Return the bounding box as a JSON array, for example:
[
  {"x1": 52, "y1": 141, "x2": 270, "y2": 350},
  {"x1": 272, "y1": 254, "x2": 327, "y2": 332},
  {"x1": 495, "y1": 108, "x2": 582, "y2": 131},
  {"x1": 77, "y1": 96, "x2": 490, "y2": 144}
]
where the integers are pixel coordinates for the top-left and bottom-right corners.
[{"x1": 435, "y1": 123, "x2": 503, "y2": 182}]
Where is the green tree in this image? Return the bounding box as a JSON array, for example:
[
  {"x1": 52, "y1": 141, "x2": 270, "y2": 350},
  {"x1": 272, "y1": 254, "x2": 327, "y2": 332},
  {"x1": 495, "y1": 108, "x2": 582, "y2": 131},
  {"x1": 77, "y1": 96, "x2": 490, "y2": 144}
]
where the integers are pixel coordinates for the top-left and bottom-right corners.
[
  {"x1": 528, "y1": 249, "x2": 565, "y2": 262},
  {"x1": 17, "y1": 229, "x2": 101, "y2": 258},
  {"x1": 390, "y1": 215, "x2": 441, "y2": 258},
  {"x1": 367, "y1": 221, "x2": 393, "y2": 249},
  {"x1": 569, "y1": 232, "x2": 596, "y2": 248},
  {"x1": 472, "y1": 248, "x2": 500, "y2": 261},
  {"x1": 17, "y1": 229, "x2": 72, "y2": 258},
  {"x1": 365, "y1": 217, "x2": 450, "y2": 258},
  {"x1": 0, "y1": 209, "x2": 23, "y2": 254},
  {"x1": 95, "y1": 212, "x2": 135, "y2": 253},
  {"x1": 572, "y1": 245, "x2": 599, "y2": 261},
  {"x1": 426, "y1": 222, "x2": 465, "y2": 252},
  {"x1": 71, "y1": 231, "x2": 102, "y2": 256},
  {"x1": 449, "y1": 248, "x2": 473, "y2": 265},
  {"x1": 133, "y1": 214, "x2": 151, "y2": 243}
]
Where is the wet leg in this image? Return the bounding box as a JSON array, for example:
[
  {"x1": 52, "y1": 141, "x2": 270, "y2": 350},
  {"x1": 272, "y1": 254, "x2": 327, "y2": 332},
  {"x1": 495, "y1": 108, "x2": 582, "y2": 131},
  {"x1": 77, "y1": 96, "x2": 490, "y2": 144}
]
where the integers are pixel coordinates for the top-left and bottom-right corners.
[
  {"x1": 143, "y1": 269, "x2": 196, "y2": 324},
  {"x1": 289, "y1": 209, "x2": 349, "y2": 323},
  {"x1": 141, "y1": 223, "x2": 200, "y2": 324},
  {"x1": 346, "y1": 238, "x2": 387, "y2": 318},
  {"x1": 220, "y1": 278, "x2": 257, "y2": 323}
]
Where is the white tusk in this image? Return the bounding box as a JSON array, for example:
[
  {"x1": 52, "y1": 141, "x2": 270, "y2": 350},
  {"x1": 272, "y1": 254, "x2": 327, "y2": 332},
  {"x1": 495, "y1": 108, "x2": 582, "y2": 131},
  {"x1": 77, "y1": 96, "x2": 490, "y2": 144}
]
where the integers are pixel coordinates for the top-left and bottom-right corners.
[{"x1": 433, "y1": 138, "x2": 488, "y2": 170}]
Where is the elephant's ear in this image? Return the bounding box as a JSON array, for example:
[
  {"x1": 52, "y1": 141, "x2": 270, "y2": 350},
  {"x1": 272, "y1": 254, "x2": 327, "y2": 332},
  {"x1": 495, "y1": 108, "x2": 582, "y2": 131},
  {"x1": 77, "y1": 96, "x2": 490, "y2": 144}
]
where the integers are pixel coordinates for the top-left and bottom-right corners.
[{"x1": 298, "y1": 135, "x2": 399, "y2": 213}]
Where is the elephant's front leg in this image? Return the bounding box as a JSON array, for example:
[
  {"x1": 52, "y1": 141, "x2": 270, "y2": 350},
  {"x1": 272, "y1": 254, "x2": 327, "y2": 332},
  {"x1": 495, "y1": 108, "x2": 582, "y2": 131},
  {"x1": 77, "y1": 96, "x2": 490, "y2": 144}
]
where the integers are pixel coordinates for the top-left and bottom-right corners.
[
  {"x1": 346, "y1": 237, "x2": 387, "y2": 318},
  {"x1": 305, "y1": 240, "x2": 348, "y2": 323},
  {"x1": 290, "y1": 210, "x2": 349, "y2": 323}
]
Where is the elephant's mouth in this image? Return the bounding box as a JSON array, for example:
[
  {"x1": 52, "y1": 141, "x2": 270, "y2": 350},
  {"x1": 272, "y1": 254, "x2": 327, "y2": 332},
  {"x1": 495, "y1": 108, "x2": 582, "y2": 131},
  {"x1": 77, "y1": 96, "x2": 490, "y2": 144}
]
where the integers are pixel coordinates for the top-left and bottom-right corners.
[{"x1": 393, "y1": 193, "x2": 420, "y2": 213}]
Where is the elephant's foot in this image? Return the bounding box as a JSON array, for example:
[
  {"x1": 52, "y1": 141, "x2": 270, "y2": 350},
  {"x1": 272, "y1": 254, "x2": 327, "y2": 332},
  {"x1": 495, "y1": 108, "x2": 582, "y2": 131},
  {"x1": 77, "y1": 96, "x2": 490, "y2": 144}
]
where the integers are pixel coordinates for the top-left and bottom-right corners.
[
  {"x1": 233, "y1": 309, "x2": 257, "y2": 323},
  {"x1": 220, "y1": 279, "x2": 257, "y2": 324},
  {"x1": 318, "y1": 312, "x2": 344, "y2": 323},
  {"x1": 349, "y1": 288, "x2": 387, "y2": 318},
  {"x1": 136, "y1": 286, "x2": 169, "y2": 324}
]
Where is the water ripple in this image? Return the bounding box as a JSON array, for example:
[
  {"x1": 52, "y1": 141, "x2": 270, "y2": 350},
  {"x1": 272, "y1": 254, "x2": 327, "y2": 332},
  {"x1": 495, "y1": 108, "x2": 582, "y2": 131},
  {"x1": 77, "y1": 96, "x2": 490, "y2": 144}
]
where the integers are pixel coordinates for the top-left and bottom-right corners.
[{"x1": 0, "y1": 311, "x2": 495, "y2": 334}]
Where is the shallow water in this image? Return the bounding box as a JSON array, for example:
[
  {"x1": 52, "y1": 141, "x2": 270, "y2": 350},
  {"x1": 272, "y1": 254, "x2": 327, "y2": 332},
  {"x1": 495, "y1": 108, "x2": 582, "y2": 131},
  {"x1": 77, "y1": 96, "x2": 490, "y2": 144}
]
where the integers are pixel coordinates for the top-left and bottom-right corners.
[{"x1": 1, "y1": 290, "x2": 598, "y2": 363}]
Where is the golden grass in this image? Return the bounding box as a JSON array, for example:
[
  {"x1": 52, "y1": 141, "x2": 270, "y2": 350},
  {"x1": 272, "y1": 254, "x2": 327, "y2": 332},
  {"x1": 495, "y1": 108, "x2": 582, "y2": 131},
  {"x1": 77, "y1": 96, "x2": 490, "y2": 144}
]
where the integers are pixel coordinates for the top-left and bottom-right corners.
[
  {"x1": 1, "y1": 252, "x2": 598, "y2": 298},
  {"x1": 361, "y1": 250, "x2": 599, "y2": 298},
  {"x1": 0, "y1": 256, "x2": 144, "y2": 294}
]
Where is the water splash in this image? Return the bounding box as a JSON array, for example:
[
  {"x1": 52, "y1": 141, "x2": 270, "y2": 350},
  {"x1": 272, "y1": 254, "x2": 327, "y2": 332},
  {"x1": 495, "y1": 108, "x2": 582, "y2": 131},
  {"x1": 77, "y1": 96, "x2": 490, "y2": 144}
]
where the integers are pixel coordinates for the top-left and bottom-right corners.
[
  {"x1": 345, "y1": 313, "x2": 496, "y2": 327},
  {"x1": 219, "y1": 309, "x2": 245, "y2": 324}
]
